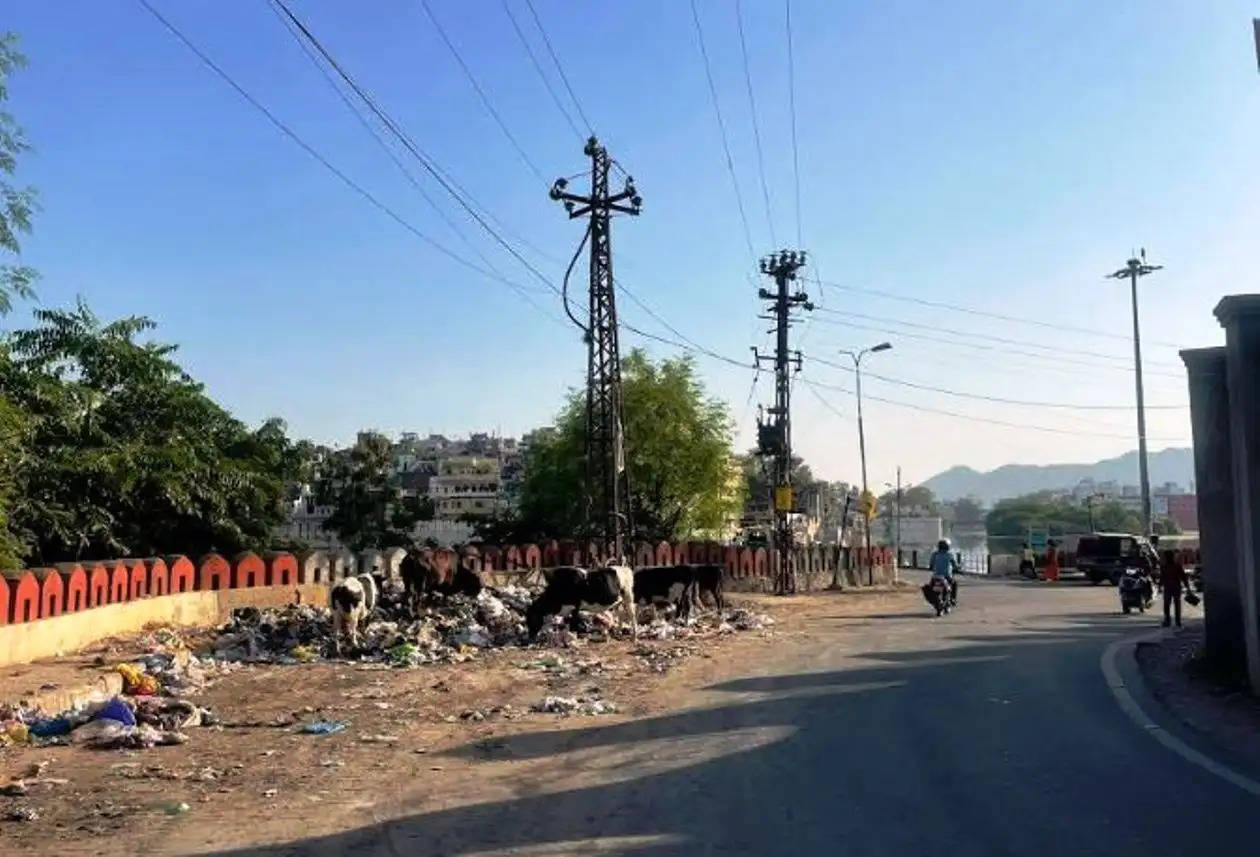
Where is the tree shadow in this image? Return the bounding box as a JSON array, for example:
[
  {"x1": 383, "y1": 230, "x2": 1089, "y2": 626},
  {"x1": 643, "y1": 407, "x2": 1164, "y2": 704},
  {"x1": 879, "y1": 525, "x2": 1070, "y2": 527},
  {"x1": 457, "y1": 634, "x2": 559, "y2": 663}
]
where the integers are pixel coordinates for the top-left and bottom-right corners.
[{"x1": 189, "y1": 607, "x2": 1254, "y2": 857}]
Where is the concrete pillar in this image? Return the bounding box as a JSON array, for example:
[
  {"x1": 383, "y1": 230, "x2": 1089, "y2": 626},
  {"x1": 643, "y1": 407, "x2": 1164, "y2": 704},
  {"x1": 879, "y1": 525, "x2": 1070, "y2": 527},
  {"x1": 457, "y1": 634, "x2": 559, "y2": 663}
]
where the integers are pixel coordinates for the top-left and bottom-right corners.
[
  {"x1": 1181, "y1": 347, "x2": 1245, "y2": 673},
  {"x1": 1213, "y1": 296, "x2": 1260, "y2": 693}
]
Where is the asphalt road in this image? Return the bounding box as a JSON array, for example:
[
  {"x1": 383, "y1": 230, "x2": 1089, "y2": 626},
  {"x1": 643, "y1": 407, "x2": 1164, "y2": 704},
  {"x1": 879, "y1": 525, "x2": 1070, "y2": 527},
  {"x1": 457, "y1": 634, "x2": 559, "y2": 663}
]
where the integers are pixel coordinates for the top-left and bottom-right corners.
[{"x1": 210, "y1": 575, "x2": 1257, "y2": 857}]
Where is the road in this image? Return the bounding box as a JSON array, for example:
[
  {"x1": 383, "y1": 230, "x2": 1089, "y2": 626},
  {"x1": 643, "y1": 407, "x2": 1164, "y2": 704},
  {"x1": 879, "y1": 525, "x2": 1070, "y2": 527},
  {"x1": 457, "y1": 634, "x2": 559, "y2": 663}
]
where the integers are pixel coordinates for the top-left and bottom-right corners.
[{"x1": 208, "y1": 574, "x2": 1256, "y2": 857}]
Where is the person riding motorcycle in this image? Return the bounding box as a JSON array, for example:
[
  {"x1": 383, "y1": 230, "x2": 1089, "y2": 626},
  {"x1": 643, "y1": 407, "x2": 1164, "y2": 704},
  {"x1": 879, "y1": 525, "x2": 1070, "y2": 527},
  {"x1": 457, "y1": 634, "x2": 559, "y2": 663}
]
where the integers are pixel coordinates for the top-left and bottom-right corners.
[{"x1": 929, "y1": 539, "x2": 961, "y2": 605}]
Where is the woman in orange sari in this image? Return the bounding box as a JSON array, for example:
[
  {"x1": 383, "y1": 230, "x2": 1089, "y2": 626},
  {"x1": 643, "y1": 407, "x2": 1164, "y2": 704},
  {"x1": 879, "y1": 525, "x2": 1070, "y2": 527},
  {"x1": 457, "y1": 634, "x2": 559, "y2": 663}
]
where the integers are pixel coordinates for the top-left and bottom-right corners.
[{"x1": 1044, "y1": 540, "x2": 1060, "y2": 582}]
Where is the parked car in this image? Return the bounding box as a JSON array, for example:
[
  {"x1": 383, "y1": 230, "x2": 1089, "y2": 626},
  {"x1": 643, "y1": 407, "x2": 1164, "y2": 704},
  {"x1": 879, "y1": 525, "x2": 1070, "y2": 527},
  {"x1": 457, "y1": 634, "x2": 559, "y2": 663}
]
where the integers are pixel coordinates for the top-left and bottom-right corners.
[{"x1": 1075, "y1": 532, "x2": 1157, "y2": 585}]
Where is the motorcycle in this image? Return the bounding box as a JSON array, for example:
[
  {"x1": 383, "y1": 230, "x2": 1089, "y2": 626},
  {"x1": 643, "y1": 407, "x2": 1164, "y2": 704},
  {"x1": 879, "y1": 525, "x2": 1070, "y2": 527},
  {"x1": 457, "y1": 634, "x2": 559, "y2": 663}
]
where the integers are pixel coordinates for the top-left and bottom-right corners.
[
  {"x1": 922, "y1": 576, "x2": 955, "y2": 616},
  {"x1": 1118, "y1": 567, "x2": 1153, "y2": 614}
]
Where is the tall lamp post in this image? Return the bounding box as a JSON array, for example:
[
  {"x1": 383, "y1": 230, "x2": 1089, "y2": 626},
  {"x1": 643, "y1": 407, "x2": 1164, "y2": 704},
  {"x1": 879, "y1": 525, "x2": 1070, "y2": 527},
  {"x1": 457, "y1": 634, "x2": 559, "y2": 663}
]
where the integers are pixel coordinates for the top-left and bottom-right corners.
[
  {"x1": 1106, "y1": 250, "x2": 1161, "y2": 536},
  {"x1": 842, "y1": 342, "x2": 892, "y2": 583}
]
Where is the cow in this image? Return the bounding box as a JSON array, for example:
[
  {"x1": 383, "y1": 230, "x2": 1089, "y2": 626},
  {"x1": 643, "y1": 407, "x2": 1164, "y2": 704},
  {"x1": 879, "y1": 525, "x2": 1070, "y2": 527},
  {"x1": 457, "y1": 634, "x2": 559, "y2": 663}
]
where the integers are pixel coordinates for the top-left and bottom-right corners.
[
  {"x1": 526, "y1": 565, "x2": 637, "y2": 640},
  {"x1": 400, "y1": 547, "x2": 483, "y2": 616},
  {"x1": 633, "y1": 565, "x2": 699, "y2": 618},
  {"x1": 688, "y1": 563, "x2": 726, "y2": 611},
  {"x1": 329, "y1": 573, "x2": 380, "y2": 654}
]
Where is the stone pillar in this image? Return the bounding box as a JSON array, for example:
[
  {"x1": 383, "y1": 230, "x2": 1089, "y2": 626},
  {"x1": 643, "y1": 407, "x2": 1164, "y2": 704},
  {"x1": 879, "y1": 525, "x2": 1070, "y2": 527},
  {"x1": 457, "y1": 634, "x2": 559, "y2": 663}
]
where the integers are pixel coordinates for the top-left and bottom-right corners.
[
  {"x1": 1181, "y1": 347, "x2": 1244, "y2": 672},
  {"x1": 1214, "y1": 296, "x2": 1260, "y2": 693}
]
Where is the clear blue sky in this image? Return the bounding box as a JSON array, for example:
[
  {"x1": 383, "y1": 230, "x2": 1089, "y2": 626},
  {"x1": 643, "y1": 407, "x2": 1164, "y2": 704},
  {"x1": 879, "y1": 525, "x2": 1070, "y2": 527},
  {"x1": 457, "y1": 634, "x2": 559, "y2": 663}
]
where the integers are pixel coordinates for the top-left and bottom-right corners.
[{"x1": 6, "y1": 0, "x2": 1260, "y2": 487}]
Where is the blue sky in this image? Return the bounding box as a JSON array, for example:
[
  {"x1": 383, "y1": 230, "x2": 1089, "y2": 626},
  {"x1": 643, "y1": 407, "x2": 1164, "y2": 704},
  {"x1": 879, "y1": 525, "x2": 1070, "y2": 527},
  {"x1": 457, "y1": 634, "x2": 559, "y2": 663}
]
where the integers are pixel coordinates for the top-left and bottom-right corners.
[{"x1": 5, "y1": 0, "x2": 1259, "y2": 487}]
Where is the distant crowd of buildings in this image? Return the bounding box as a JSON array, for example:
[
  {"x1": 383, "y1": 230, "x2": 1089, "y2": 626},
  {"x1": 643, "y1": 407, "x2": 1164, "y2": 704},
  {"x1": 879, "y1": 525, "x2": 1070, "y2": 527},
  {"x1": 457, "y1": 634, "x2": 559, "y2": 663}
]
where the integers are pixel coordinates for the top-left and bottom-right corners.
[
  {"x1": 1051, "y1": 478, "x2": 1198, "y2": 531},
  {"x1": 277, "y1": 430, "x2": 553, "y2": 551}
]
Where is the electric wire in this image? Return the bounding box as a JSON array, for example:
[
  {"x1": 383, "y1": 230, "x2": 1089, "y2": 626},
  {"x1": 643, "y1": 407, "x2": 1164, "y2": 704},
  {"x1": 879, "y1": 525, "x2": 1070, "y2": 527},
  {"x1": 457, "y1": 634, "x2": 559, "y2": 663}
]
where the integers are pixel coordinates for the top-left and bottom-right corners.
[{"x1": 418, "y1": 0, "x2": 549, "y2": 186}]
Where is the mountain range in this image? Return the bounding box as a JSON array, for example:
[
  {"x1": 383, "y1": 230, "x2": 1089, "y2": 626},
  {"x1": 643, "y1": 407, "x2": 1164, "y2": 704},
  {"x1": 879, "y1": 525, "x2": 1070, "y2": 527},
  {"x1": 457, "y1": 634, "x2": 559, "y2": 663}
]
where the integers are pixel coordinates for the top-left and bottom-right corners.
[{"x1": 921, "y1": 447, "x2": 1194, "y2": 505}]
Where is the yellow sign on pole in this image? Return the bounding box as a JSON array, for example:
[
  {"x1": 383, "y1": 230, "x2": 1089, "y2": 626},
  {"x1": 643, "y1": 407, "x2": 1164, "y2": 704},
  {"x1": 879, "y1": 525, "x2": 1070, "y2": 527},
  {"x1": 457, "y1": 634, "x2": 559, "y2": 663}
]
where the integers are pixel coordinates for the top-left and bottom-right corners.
[{"x1": 775, "y1": 485, "x2": 794, "y2": 511}]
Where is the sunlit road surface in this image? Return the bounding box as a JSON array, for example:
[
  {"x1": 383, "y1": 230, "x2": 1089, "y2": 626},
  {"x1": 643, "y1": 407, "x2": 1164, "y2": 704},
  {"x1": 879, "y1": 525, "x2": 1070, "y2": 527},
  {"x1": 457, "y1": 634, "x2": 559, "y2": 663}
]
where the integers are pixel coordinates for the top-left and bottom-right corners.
[{"x1": 207, "y1": 575, "x2": 1255, "y2": 857}]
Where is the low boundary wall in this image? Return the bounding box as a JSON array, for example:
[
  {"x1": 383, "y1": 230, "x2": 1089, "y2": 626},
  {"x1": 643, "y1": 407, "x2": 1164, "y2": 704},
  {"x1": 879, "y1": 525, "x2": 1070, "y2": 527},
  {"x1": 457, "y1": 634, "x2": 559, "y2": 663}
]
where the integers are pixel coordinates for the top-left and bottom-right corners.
[{"x1": 0, "y1": 542, "x2": 895, "y2": 667}]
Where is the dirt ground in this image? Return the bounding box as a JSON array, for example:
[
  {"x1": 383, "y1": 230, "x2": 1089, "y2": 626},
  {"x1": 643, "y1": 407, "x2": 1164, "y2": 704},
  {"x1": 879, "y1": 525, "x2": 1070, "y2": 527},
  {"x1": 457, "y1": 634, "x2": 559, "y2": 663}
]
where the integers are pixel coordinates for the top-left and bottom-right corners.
[
  {"x1": 0, "y1": 587, "x2": 915, "y2": 856},
  {"x1": 1135, "y1": 622, "x2": 1260, "y2": 774}
]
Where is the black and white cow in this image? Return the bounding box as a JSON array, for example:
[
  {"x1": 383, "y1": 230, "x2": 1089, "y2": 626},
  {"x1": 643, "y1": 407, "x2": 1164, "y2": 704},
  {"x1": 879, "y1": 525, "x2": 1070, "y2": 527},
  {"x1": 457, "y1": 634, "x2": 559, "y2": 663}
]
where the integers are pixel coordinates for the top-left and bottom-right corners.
[
  {"x1": 633, "y1": 565, "x2": 698, "y2": 617},
  {"x1": 688, "y1": 563, "x2": 726, "y2": 611},
  {"x1": 526, "y1": 566, "x2": 637, "y2": 639},
  {"x1": 329, "y1": 573, "x2": 380, "y2": 654}
]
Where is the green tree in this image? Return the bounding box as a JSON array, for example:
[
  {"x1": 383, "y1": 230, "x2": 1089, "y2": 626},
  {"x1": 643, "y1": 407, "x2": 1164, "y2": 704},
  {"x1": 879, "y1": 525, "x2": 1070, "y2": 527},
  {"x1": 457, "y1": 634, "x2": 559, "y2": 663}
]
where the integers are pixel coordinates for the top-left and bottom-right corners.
[
  {"x1": 317, "y1": 431, "x2": 431, "y2": 550},
  {"x1": 0, "y1": 34, "x2": 37, "y2": 316},
  {"x1": 513, "y1": 349, "x2": 742, "y2": 542},
  {"x1": 950, "y1": 496, "x2": 985, "y2": 526},
  {"x1": 984, "y1": 492, "x2": 1143, "y2": 551},
  {"x1": 1, "y1": 300, "x2": 297, "y2": 563}
]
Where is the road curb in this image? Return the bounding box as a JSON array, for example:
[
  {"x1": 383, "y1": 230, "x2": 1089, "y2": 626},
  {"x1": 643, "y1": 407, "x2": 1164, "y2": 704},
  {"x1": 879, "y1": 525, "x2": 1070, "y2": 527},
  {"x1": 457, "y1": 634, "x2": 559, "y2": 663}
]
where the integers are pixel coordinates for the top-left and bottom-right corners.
[{"x1": 1100, "y1": 629, "x2": 1260, "y2": 798}]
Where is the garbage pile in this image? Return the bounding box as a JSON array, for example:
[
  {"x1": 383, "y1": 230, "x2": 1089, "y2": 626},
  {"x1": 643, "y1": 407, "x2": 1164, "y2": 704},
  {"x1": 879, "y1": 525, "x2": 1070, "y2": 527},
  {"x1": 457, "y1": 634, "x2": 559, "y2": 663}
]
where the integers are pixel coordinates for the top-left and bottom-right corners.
[
  {"x1": 0, "y1": 650, "x2": 219, "y2": 753},
  {"x1": 203, "y1": 582, "x2": 775, "y2": 667},
  {"x1": 531, "y1": 696, "x2": 618, "y2": 716},
  {"x1": 210, "y1": 586, "x2": 534, "y2": 665}
]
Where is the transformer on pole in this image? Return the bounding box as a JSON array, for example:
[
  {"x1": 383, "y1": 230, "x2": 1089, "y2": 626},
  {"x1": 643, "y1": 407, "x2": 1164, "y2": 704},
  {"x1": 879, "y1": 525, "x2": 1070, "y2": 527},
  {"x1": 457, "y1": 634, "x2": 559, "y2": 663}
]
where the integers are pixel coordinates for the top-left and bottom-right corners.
[{"x1": 753, "y1": 249, "x2": 812, "y2": 593}]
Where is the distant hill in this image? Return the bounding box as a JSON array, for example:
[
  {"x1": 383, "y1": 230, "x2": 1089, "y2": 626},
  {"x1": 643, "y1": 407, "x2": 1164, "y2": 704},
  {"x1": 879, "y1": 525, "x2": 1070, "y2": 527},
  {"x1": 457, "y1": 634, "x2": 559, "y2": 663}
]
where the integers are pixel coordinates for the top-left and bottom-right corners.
[{"x1": 922, "y1": 447, "x2": 1194, "y2": 505}]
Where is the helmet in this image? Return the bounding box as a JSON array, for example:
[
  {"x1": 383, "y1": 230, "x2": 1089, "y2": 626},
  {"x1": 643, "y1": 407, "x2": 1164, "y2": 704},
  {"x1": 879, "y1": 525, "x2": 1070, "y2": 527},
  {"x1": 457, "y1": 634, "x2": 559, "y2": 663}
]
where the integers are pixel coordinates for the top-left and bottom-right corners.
[{"x1": 937, "y1": 539, "x2": 950, "y2": 551}]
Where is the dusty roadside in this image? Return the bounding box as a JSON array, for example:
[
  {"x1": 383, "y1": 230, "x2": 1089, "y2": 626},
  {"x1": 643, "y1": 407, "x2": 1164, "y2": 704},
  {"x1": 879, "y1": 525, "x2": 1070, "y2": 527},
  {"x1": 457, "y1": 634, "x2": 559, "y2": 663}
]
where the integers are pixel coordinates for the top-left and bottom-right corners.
[
  {"x1": 0, "y1": 587, "x2": 915, "y2": 855},
  {"x1": 1135, "y1": 622, "x2": 1260, "y2": 775}
]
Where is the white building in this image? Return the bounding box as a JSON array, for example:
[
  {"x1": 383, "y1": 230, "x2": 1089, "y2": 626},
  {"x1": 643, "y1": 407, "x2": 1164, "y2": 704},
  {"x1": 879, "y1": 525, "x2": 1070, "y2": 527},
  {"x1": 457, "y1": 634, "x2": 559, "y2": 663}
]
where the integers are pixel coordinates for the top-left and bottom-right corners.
[
  {"x1": 429, "y1": 456, "x2": 502, "y2": 520},
  {"x1": 276, "y1": 484, "x2": 343, "y2": 551}
]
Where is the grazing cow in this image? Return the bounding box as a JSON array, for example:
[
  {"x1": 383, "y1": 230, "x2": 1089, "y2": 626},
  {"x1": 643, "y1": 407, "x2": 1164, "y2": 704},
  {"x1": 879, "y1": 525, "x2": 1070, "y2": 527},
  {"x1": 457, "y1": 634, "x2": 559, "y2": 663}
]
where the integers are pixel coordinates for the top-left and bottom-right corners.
[
  {"x1": 329, "y1": 573, "x2": 380, "y2": 654},
  {"x1": 399, "y1": 548, "x2": 434, "y2": 616},
  {"x1": 688, "y1": 563, "x2": 726, "y2": 611},
  {"x1": 633, "y1": 565, "x2": 698, "y2": 617},
  {"x1": 526, "y1": 566, "x2": 637, "y2": 639},
  {"x1": 399, "y1": 548, "x2": 483, "y2": 616}
]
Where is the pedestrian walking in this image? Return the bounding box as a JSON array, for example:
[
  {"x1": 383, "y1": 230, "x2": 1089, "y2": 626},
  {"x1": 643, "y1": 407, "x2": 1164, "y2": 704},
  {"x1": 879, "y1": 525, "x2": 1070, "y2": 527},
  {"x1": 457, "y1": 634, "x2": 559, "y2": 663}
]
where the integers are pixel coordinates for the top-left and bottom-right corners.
[
  {"x1": 1159, "y1": 549, "x2": 1188, "y2": 628},
  {"x1": 1019, "y1": 542, "x2": 1036, "y2": 579},
  {"x1": 1044, "y1": 540, "x2": 1060, "y2": 582}
]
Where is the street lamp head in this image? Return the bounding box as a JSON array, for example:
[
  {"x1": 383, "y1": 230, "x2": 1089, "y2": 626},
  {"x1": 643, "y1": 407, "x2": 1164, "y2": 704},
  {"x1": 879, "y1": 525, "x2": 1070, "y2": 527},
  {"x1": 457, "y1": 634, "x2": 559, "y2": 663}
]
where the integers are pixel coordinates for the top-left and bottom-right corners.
[{"x1": 871, "y1": 342, "x2": 892, "y2": 353}]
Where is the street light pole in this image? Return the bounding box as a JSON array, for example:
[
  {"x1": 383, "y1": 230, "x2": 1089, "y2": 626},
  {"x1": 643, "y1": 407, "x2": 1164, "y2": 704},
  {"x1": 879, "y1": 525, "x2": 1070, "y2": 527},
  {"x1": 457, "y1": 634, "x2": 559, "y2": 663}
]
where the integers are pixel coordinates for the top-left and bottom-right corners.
[
  {"x1": 1107, "y1": 251, "x2": 1161, "y2": 536},
  {"x1": 896, "y1": 466, "x2": 902, "y2": 581},
  {"x1": 842, "y1": 342, "x2": 892, "y2": 584}
]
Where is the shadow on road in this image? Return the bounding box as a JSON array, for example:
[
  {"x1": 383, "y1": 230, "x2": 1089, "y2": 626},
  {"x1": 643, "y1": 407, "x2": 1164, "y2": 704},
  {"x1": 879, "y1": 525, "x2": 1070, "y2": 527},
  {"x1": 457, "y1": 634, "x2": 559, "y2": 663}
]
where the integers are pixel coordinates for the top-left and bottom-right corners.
[{"x1": 192, "y1": 607, "x2": 1236, "y2": 857}]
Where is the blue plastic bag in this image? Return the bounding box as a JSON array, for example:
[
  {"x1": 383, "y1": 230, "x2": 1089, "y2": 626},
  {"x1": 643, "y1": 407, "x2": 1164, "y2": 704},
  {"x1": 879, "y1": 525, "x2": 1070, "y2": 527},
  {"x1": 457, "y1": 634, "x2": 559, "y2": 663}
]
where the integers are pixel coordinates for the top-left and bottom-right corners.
[
  {"x1": 300, "y1": 720, "x2": 346, "y2": 736},
  {"x1": 94, "y1": 697, "x2": 136, "y2": 727}
]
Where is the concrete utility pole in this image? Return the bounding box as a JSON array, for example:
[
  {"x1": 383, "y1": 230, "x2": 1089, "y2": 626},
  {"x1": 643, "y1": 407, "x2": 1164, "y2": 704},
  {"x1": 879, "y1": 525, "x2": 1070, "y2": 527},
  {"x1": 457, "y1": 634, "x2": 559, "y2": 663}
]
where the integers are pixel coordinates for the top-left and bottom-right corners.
[
  {"x1": 550, "y1": 137, "x2": 642, "y2": 564},
  {"x1": 1107, "y1": 250, "x2": 1161, "y2": 536},
  {"x1": 842, "y1": 342, "x2": 892, "y2": 583},
  {"x1": 753, "y1": 250, "x2": 812, "y2": 594}
]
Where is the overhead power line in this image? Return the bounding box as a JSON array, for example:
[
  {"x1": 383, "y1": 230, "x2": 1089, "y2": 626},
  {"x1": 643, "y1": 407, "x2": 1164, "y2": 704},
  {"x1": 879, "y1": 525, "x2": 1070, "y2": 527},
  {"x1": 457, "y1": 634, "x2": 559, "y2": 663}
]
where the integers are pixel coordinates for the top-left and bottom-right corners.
[
  {"x1": 805, "y1": 353, "x2": 1187, "y2": 411},
  {"x1": 735, "y1": 0, "x2": 775, "y2": 246},
  {"x1": 689, "y1": 0, "x2": 758, "y2": 269},
  {"x1": 817, "y1": 279, "x2": 1188, "y2": 350},
  {"x1": 272, "y1": 0, "x2": 562, "y2": 301},
  {"x1": 136, "y1": 0, "x2": 558, "y2": 320},
  {"x1": 419, "y1": 0, "x2": 548, "y2": 186},
  {"x1": 267, "y1": 1, "x2": 515, "y2": 286},
  {"x1": 523, "y1": 0, "x2": 593, "y2": 134},
  {"x1": 797, "y1": 376, "x2": 1188, "y2": 443},
  {"x1": 813, "y1": 306, "x2": 1182, "y2": 369},
  {"x1": 618, "y1": 323, "x2": 1188, "y2": 442},
  {"x1": 784, "y1": 0, "x2": 802, "y2": 247},
  {"x1": 805, "y1": 313, "x2": 1187, "y2": 379},
  {"x1": 500, "y1": 0, "x2": 583, "y2": 141}
]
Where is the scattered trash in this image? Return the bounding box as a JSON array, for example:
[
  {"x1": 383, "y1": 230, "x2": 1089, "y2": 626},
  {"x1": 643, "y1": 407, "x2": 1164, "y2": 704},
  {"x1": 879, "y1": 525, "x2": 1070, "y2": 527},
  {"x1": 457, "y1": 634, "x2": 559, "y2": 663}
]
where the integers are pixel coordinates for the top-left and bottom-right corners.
[
  {"x1": 300, "y1": 721, "x2": 347, "y2": 736},
  {"x1": 359, "y1": 734, "x2": 399, "y2": 744},
  {"x1": 262, "y1": 789, "x2": 278, "y2": 798},
  {"x1": 28, "y1": 716, "x2": 73, "y2": 738},
  {"x1": 319, "y1": 759, "x2": 344, "y2": 768},
  {"x1": 1, "y1": 781, "x2": 29, "y2": 797},
  {"x1": 161, "y1": 802, "x2": 191, "y2": 816},
  {"x1": 93, "y1": 698, "x2": 136, "y2": 728},
  {"x1": 116, "y1": 663, "x2": 160, "y2": 696},
  {"x1": 5, "y1": 806, "x2": 39, "y2": 822},
  {"x1": 74, "y1": 718, "x2": 188, "y2": 750},
  {"x1": 532, "y1": 696, "x2": 618, "y2": 716},
  {"x1": 2, "y1": 721, "x2": 30, "y2": 746}
]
